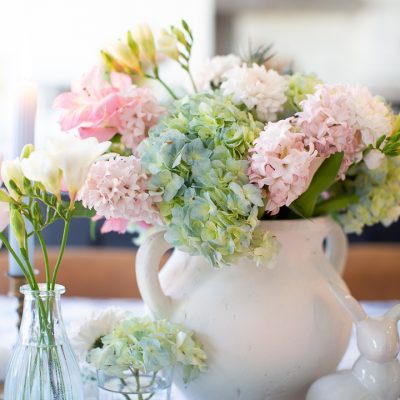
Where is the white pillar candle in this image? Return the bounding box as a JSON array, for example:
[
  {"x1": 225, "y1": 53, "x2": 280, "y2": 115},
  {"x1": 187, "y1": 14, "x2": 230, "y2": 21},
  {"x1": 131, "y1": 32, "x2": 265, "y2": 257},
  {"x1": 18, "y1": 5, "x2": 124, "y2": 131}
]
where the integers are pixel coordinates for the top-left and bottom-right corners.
[{"x1": 8, "y1": 81, "x2": 37, "y2": 277}]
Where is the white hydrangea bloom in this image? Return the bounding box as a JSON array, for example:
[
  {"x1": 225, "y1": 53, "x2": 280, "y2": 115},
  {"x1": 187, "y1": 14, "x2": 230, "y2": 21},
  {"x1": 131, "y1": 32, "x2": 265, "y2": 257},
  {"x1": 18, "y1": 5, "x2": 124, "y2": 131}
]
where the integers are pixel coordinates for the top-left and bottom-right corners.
[
  {"x1": 195, "y1": 54, "x2": 242, "y2": 91},
  {"x1": 70, "y1": 307, "x2": 129, "y2": 361},
  {"x1": 350, "y1": 86, "x2": 392, "y2": 146},
  {"x1": 221, "y1": 64, "x2": 288, "y2": 122}
]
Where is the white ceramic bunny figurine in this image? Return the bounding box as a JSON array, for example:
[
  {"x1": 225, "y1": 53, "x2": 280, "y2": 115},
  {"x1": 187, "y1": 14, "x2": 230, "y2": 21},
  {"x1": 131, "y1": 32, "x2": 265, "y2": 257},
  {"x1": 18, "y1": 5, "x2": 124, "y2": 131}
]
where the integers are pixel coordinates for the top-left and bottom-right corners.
[{"x1": 306, "y1": 283, "x2": 400, "y2": 400}]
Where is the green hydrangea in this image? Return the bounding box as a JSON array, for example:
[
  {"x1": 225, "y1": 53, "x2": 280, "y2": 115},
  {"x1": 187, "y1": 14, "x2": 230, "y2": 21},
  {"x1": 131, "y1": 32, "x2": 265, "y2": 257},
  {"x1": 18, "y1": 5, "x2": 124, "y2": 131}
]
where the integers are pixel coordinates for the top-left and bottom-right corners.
[
  {"x1": 281, "y1": 73, "x2": 322, "y2": 118},
  {"x1": 139, "y1": 92, "x2": 278, "y2": 267},
  {"x1": 338, "y1": 157, "x2": 400, "y2": 234},
  {"x1": 87, "y1": 317, "x2": 207, "y2": 384}
]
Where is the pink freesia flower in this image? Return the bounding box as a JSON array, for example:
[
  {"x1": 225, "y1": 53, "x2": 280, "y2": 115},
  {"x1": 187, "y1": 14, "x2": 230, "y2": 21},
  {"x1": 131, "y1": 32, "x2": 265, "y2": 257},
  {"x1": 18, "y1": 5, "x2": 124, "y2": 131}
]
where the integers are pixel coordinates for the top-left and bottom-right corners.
[
  {"x1": 79, "y1": 155, "x2": 162, "y2": 234},
  {"x1": 248, "y1": 119, "x2": 317, "y2": 215},
  {"x1": 54, "y1": 67, "x2": 164, "y2": 152}
]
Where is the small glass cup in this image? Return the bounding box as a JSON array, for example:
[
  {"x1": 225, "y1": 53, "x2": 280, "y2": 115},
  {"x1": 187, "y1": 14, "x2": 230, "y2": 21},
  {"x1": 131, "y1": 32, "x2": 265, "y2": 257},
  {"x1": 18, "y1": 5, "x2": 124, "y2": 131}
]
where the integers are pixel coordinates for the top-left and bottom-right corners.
[{"x1": 97, "y1": 368, "x2": 173, "y2": 400}]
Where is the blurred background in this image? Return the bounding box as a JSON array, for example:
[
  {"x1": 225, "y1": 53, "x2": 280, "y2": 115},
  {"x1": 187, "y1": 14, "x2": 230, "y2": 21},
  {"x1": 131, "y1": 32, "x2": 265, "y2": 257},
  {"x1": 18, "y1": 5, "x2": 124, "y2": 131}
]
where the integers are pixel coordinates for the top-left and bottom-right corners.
[{"x1": 0, "y1": 0, "x2": 399, "y2": 248}]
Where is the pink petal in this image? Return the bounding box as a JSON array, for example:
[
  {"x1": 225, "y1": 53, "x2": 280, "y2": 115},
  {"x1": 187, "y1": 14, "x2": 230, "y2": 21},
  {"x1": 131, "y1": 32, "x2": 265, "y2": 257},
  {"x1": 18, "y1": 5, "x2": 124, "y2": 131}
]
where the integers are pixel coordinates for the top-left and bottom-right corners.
[{"x1": 100, "y1": 218, "x2": 129, "y2": 234}]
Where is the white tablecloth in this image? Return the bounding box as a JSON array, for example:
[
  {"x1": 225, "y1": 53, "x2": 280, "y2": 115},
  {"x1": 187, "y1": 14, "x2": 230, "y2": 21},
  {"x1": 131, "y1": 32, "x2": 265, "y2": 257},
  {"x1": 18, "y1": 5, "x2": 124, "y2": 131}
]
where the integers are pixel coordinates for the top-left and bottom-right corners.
[{"x1": 0, "y1": 296, "x2": 397, "y2": 399}]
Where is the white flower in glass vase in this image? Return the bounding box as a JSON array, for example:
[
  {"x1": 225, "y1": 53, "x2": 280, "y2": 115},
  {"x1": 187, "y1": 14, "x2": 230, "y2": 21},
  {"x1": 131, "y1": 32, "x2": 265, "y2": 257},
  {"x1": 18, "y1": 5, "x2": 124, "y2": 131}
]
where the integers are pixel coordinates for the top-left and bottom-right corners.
[
  {"x1": 44, "y1": 133, "x2": 111, "y2": 202},
  {"x1": 21, "y1": 151, "x2": 63, "y2": 200},
  {"x1": 1, "y1": 158, "x2": 25, "y2": 199},
  {"x1": 71, "y1": 307, "x2": 129, "y2": 361}
]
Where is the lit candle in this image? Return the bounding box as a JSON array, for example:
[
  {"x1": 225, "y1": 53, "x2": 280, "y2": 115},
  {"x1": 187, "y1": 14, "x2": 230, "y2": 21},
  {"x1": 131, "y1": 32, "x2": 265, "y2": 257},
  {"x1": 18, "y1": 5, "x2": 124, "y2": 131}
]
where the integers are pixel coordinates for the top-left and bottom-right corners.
[{"x1": 8, "y1": 81, "x2": 37, "y2": 277}]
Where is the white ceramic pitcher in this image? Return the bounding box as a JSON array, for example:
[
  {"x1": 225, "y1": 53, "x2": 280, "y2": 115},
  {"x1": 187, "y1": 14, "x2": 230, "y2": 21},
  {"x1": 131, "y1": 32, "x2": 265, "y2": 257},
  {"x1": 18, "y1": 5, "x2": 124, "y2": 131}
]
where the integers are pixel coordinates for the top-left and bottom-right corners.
[{"x1": 136, "y1": 217, "x2": 352, "y2": 400}]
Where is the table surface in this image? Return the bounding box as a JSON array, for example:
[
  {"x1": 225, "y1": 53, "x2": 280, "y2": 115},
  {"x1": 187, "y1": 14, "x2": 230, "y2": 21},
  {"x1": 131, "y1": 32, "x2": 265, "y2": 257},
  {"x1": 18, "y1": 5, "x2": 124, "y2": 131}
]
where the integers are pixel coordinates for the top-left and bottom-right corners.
[{"x1": 0, "y1": 296, "x2": 398, "y2": 399}]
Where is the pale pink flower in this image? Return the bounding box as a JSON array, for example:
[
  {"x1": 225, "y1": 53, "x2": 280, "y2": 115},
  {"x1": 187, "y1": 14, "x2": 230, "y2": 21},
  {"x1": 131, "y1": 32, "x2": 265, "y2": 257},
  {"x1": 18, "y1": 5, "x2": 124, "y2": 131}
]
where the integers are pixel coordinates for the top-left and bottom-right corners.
[
  {"x1": 100, "y1": 218, "x2": 130, "y2": 234},
  {"x1": 296, "y1": 84, "x2": 392, "y2": 175},
  {"x1": 248, "y1": 119, "x2": 317, "y2": 214},
  {"x1": 297, "y1": 84, "x2": 361, "y2": 161},
  {"x1": 54, "y1": 67, "x2": 164, "y2": 152},
  {"x1": 79, "y1": 155, "x2": 162, "y2": 231}
]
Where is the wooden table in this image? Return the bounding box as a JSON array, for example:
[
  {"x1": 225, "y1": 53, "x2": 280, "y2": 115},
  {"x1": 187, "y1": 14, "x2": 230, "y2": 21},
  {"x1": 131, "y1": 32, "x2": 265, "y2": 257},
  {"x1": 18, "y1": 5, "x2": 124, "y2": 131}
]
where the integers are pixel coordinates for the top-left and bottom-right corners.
[{"x1": 1, "y1": 243, "x2": 399, "y2": 300}]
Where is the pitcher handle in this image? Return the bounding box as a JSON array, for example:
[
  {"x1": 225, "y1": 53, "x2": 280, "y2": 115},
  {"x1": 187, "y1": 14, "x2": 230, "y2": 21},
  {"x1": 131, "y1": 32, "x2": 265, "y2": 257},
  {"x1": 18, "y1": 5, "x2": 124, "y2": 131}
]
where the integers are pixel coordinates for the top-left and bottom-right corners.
[
  {"x1": 325, "y1": 218, "x2": 348, "y2": 275},
  {"x1": 136, "y1": 230, "x2": 174, "y2": 319}
]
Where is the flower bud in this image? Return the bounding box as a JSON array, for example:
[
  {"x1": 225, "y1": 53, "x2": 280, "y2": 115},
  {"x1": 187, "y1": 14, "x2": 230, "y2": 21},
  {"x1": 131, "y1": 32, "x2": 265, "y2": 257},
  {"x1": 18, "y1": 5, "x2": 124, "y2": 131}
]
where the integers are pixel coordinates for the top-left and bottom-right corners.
[
  {"x1": 0, "y1": 189, "x2": 12, "y2": 203},
  {"x1": 1, "y1": 158, "x2": 25, "y2": 199},
  {"x1": 158, "y1": 29, "x2": 179, "y2": 61},
  {"x1": 31, "y1": 201, "x2": 43, "y2": 226},
  {"x1": 20, "y1": 144, "x2": 34, "y2": 160},
  {"x1": 135, "y1": 24, "x2": 157, "y2": 66},
  {"x1": 104, "y1": 41, "x2": 142, "y2": 75},
  {"x1": 10, "y1": 208, "x2": 25, "y2": 248}
]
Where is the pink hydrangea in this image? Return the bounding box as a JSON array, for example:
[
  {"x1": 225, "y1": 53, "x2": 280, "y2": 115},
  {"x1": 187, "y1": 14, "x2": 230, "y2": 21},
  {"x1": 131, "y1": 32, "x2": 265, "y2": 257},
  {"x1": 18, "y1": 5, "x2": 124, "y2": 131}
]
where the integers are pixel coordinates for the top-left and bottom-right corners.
[
  {"x1": 248, "y1": 119, "x2": 317, "y2": 214},
  {"x1": 78, "y1": 155, "x2": 162, "y2": 234},
  {"x1": 54, "y1": 67, "x2": 164, "y2": 152}
]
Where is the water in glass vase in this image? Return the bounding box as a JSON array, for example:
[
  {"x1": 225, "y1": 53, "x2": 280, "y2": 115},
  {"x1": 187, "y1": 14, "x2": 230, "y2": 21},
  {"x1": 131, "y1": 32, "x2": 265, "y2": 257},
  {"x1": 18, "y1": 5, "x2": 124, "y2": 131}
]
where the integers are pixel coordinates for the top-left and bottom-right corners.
[
  {"x1": 97, "y1": 369, "x2": 173, "y2": 400},
  {"x1": 4, "y1": 284, "x2": 84, "y2": 400}
]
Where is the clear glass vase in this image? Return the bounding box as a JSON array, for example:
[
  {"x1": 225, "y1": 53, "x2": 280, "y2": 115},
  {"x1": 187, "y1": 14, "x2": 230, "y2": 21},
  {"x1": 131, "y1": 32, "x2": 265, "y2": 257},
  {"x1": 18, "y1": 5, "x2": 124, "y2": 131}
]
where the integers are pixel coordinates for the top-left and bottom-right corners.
[
  {"x1": 4, "y1": 284, "x2": 84, "y2": 400},
  {"x1": 97, "y1": 368, "x2": 173, "y2": 400}
]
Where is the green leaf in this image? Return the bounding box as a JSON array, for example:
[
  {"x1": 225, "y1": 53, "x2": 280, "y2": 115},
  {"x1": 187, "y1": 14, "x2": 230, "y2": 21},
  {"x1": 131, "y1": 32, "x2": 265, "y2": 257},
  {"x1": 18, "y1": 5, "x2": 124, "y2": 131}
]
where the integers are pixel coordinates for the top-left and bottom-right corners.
[
  {"x1": 376, "y1": 134, "x2": 386, "y2": 149},
  {"x1": 289, "y1": 152, "x2": 344, "y2": 218},
  {"x1": 71, "y1": 201, "x2": 96, "y2": 218},
  {"x1": 314, "y1": 194, "x2": 359, "y2": 215}
]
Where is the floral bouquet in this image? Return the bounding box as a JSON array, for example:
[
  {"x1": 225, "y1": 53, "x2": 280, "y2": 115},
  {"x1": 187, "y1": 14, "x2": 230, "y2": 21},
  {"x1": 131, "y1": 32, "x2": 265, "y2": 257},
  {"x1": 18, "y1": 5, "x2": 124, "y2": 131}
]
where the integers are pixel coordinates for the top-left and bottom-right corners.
[
  {"x1": 72, "y1": 309, "x2": 207, "y2": 399},
  {"x1": 54, "y1": 21, "x2": 400, "y2": 267}
]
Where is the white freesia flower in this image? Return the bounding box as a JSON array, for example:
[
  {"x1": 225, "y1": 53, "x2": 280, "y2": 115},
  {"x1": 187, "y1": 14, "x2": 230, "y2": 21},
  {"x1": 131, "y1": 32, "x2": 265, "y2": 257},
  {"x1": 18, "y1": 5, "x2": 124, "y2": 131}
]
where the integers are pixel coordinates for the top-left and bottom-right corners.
[
  {"x1": 21, "y1": 151, "x2": 63, "y2": 198},
  {"x1": 44, "y1": 133, "x2": 110, "y2": 200},
  {"x1": 221, "y1": 64, "x2": 288, "y2": 122},
  {"x1": 1, "y1": 158, "x2": 24, "y2": 199},
  {"x1": 70, "y1": 307, "x2": 129, "y2": 361},
  {"x1": 364, "y1": 149, "x2": 385, "y2": 170},
  {"x1": 195, "y1": 54, "x2": 242, "y2": 90}
]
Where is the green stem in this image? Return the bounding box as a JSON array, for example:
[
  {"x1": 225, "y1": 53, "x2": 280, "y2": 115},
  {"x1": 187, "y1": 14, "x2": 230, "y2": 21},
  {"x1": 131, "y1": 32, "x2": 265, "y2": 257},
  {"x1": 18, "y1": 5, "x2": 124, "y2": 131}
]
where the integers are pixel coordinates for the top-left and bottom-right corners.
[
  {"x1": 51, "y1": 219, "x2": 70, "y2": 290},
  {"x1": 36, "y1": 230, "x2": 51, "y2": 290},
  {"x1": 145, "y1": 71, "x2": 178, "y2": 100},
  {"x1": 118, "y1": 379, "x2": 131, "y2": 400},
  {"x1": 188, "y1": 69, "x2": 198, "y2": 93},
  {"x1": 0, "y1": 232, "x2": 35, "y2": 288},
  {"x1": 133, "y1": 369, "x2": 144, "y2": 400}
]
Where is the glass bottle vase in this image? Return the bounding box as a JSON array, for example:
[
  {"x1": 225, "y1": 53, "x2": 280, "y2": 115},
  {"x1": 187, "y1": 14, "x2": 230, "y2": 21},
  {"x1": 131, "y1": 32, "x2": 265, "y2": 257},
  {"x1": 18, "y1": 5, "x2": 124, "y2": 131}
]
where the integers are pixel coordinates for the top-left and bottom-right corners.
[{"x1": 4, "y1": 284, "x2": 84, "y2": 400}]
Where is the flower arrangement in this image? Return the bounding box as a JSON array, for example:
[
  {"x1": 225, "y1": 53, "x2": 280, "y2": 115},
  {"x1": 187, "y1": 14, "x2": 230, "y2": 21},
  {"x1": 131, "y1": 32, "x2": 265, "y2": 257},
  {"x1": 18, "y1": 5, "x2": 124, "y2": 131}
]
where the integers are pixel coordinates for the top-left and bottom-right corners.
[
  {"x1": 0, "y1": 134, "x2": 109, "y2": 399},
  {"x1": 0, "y1": 134, "x2": 108, "y2": 289},
  {"x1": 54, "y1": 21, "x2": 400, "y2": 267},
  {"x1": 72, "y1": 309, "x2": 207, "y2": 396}
]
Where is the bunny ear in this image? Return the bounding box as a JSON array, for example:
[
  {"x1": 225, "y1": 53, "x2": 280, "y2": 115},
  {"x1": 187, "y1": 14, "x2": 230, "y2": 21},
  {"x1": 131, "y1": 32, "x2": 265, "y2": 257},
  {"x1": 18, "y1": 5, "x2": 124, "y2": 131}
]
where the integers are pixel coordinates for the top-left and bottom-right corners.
[
  {"x1": 329, "y1": 282, "x2": 367, "y2": 322},
  {"x1": 385, "y1": 304, "x2": 400, "y2": 322}
]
